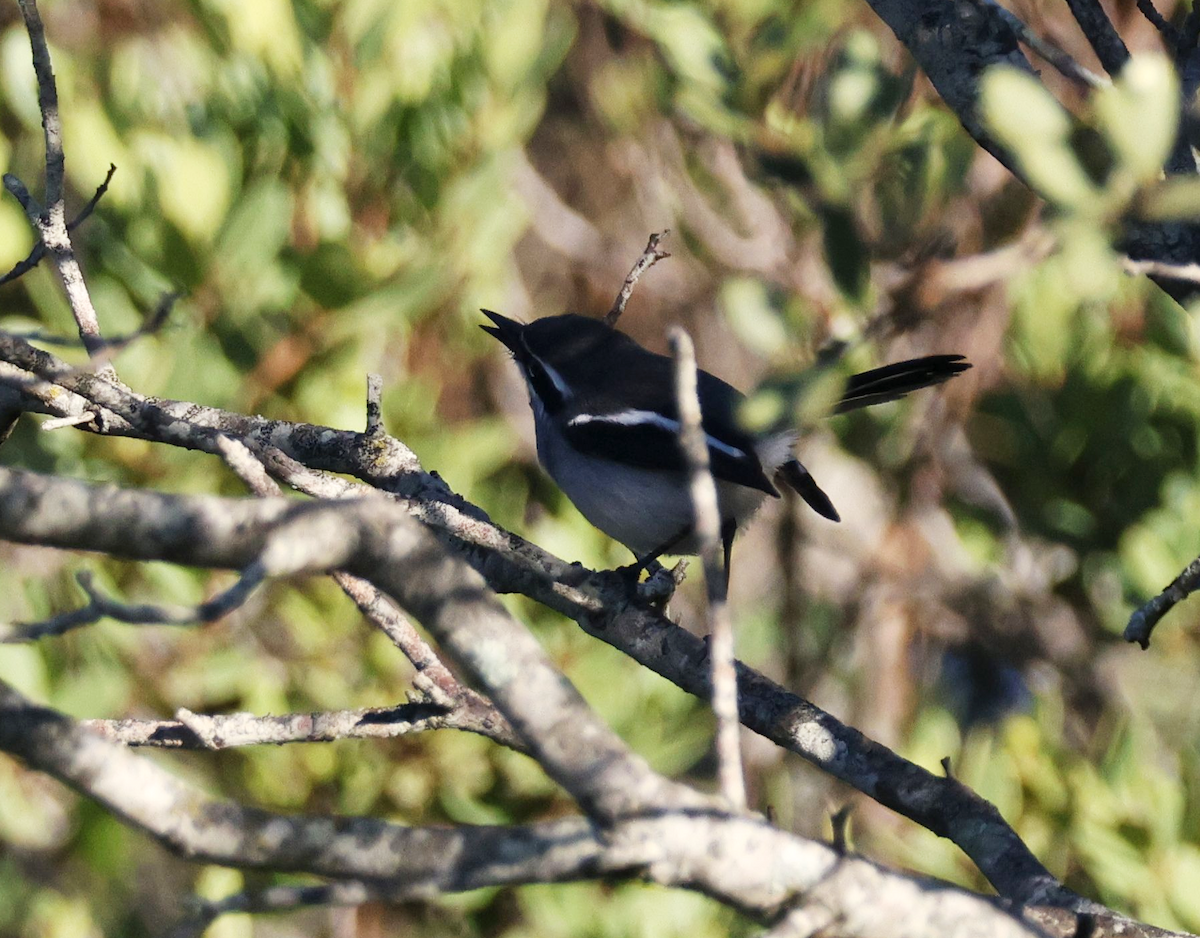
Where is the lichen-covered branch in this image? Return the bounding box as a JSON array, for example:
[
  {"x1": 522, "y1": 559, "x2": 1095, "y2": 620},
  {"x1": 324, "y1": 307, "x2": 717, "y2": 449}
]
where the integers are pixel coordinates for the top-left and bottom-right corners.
[
  {"x1": 0, "y1": 677, "x2": 1051, "y2": 938},
  {"x1": 0, "y1": 332, "x2": 1082, "y2": 906},
  {"x1": 82, "y1": 700, "x2": 522, "y2": 752},
  {"x1": 0, "y1": 466, "x2": 695, "y2": 823}
]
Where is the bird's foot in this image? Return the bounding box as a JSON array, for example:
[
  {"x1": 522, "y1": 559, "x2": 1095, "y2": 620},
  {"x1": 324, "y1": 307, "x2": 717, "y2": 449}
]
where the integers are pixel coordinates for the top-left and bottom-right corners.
[
  {"x1": 616, "y1": 555, "x2": 663, "y2": 583},
  {"x1": 636, "y1": 559, "x2": 688, "y2": 608}
]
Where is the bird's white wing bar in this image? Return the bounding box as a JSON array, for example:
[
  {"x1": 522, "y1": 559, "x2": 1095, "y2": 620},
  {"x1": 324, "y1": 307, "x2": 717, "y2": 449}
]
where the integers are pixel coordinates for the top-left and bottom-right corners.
[{"x1": 568, "y1": 410, "x2": 749, "y2": 460}]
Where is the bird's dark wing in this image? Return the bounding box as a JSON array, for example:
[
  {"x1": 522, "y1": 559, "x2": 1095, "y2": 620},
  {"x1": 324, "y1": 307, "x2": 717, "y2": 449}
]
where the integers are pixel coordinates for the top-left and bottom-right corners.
[
  {"x1": 561, "y1": 360, "x2": 779, "y2": 497},
  {"x1": 835, "y1": 355, "x2": 970, "y2": 413}
]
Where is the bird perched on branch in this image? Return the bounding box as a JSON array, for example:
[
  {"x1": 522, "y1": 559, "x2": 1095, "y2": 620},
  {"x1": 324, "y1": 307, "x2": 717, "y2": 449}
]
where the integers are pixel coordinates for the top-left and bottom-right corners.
[{"x1": 482, "y1": 310, "x2": 969, "y2": 579}]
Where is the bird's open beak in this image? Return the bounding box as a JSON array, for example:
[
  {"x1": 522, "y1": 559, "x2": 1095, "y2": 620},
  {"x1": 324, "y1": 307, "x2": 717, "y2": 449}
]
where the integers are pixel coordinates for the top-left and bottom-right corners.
[{"x1": 480, "y1": 309, "x2": 523, "y2": 353}]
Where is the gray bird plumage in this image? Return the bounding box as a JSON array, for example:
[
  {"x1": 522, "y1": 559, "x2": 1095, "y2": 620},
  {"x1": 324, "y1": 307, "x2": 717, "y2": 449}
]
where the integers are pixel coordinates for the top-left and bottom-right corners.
[{"x1": 482, "y1": 309, "x2": 970, "y2": 570}]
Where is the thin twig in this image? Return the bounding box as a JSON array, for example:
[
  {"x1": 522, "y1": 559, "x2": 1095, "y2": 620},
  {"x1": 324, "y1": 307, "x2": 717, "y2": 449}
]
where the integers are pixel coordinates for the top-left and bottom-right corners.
[
  {"x1": 1124, "y1": 256, "x2": 1200, "y2": 285},
  {"x1": 1125, "y1": 555, "x2": 1200, "y2": 648},
  {"x1": 40, "y1": 411, "x2": 94, "y2": 431},
  {"x1": 13, "y1": 290, "x2": 180, "y2": 354},
  {"x1": 215, "y1": 434, "x2": 282, "y2": 496},
  {"x1": 1136, "y1": 0, "x2": 1181, "y2": 46},
  {"x1": 10, "y1": 0, "x2": 110, "y2": 369},
  {"x1": 16, "y1": 0, "x2": 62, "y2": 208},
  {"x1": 366, "y1": 373, "x2": 384, "y2": 437},
  {"x1": 3, "y1": 567, "x2": 267, "y2": 642},
  {"x1": 605, "y1": 230, "x2": 671, "y2": 326},
  {"x1": 1063, "y1": 0, "x2": 1131, "y2": 76},
  {"x1": 82, "y1": 698, "x2": 523, "y2": 752},
  {"x1": 994, "y1": 5, "x2": 1108, "y2": 88},
  {"x1": 669, "y1": 327, "x2": 746, "y2": 812},
  {"x1": 214, "y1": 432, "x2": 521, "y2": 747},
  {"x1": 0, "y1": 163, "x2": 116, "y2": 288}
]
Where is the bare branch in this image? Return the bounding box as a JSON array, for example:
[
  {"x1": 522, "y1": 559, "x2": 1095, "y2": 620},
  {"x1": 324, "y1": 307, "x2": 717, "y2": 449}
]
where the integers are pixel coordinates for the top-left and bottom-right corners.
[
  {"x1": 1125, "y1": 554, "x2": 1200, "y2": 648},
  {"x1": 0, "y1": 333, "x2": 1087, "y2": 904},
  {"x1": 82, "y1": 699, "x2": 522, "y2": 752},
  {"x1": 862, "y1": 0, "x2": 1200, "y2": 304},
  {"x1": 366, "y1": 372, "x2": 384, "y2": 437},
  {"x1": 211, "y1": 434, "x2": 521, "y2": 749},
  {"x1": 215, "y1": 434, "x2": 281, "y2": 496},
  {"x1": 216, "y1": 438, "x2": 508, "y2": 729},
  {"x1": 862, "y1": 0, "x2": 1034, "y2": 170},
  {"x1": 40, "y1": 411, "x2": 95, "y2": 431},
  {"x1": 7, "y1": 290, "x2": 179, "y2": 363},
  {"x1": 1063, "y1": 0, "x2": 1131, "y2": 76},
  {"x1": 3, "y1": 169, "x2": 110, "y2": 366},
  {"x1": 994, "y1": 5, "x2": 1108, "y2": 88},
  {"x1": 669, "y1": 326, "x2": 746, "y2": 812},
  {"x1": 0, "y1": 163, "x2": 116, "y2": 288},
  {"x1": 331, "y1": 569, "x2": 520, "y2": 747},
  {"x1": 0, "y1": 677, "x2": 1054, "y2": 937},
  {"x1": 7, "y1": 0, "x2": 110, "y2": 368},
  {"x1": 1135, "y1": 0, "x2": 1180, "y2": 46},
  {"x1": 0, "y1": 467, "x2": 697, "y2": 821},
  {"x1": 16, "y1": 0, "x2": 62, "y2": 207},
  {"x1": 2, "y1": 565, "x2": 268, "y2": 642},
  {"x1": 3, "y1": 493, "x2": 369, "y2": 643},
  {"x1": 0, "y1": 357, "x2": 104, "y2": 424},
  {"x1": 1123, "y1": 255, "x2": 1200, "y2": 284},
  {"x1": 2, "y1": 173, "x2": 40, "y2": 220},
  {"x1": 604, "y1": 230, "x2": 670, "y2": 326}
]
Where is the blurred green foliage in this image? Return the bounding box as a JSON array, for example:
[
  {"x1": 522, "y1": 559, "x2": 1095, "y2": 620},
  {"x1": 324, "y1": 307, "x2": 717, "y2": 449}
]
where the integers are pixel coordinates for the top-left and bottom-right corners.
[{"x1": 1, "y1": 0, "x2": 1200, "y2": 936}]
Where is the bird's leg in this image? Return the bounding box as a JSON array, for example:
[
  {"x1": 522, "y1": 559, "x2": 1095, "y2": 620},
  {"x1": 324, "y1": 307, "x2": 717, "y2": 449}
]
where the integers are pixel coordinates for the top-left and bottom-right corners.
[
  {"x1": 721, "y1": 518, "x2": 736, "y2": 588},
  {"x1": 617, "y1": 526, "x2": 691, "y2": 582}
]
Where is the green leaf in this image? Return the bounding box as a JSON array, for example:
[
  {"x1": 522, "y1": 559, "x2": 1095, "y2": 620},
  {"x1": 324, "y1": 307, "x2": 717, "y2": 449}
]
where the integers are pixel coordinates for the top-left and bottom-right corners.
[
  {"x1": 981, "y1": 66, "x2": 1098, "y2": 208},
  {"x1": 1095, "y1": 54, "x2": 1179, "y2": 183},
  {"x1": 1137, "y1": 176, "x2": 1200, "y2": 221},
  {"x1": 1168, "y1": 845, "x2": 1200, "y2": 929}
]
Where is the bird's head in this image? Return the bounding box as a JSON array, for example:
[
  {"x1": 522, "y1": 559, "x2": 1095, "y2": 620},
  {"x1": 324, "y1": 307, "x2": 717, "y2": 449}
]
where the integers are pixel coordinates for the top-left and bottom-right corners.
[{"x1": 481, "y1": 310, "x2": 622, "y2": 414}]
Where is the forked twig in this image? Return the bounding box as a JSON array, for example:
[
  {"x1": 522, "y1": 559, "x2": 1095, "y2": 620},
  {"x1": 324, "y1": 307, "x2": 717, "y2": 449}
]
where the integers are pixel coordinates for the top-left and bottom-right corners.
[
  {"x1": 0, "y1": 163, "x2": 116, "y2": 287},
  {"x1": 605, "y1": 230, "x2": 671, "y2": 326}
]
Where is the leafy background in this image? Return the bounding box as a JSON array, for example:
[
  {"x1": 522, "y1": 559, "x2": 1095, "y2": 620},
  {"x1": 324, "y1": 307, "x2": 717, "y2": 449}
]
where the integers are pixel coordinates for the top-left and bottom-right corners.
[{"x1": 1, "y1": 0, "x2": 1200, "y2": 935}]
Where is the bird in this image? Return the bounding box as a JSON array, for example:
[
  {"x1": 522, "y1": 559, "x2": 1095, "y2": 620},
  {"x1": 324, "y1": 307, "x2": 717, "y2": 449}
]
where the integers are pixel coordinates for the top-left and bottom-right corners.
[{"x1": 481, "y1": 309, "x2": 970, "y2": 580}]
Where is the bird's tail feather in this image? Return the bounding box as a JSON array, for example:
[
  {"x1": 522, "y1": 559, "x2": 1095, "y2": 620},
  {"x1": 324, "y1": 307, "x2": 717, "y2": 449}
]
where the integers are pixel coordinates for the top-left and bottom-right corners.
[
  {"x1": 776, "y1": 354, "x2": 968, "y2": 523},
  {"x1": 778, "y1": 459, "x2": 840, "y2": 522},
  {"x1": 835, "y1": 354, "x2": 970, "y2": 414}
]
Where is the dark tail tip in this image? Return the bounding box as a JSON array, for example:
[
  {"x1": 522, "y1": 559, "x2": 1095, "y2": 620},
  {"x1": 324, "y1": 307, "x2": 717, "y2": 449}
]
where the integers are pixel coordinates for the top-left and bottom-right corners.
[{"x1": 779, "y1": 459, "x2": 840, "y2": 522}]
